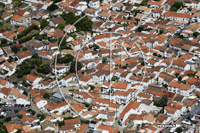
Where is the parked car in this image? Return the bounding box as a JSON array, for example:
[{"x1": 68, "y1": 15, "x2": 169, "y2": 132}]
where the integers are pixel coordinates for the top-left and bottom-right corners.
[{"x1": 182, "y1": 119, "x2": 191, "y2": 125}]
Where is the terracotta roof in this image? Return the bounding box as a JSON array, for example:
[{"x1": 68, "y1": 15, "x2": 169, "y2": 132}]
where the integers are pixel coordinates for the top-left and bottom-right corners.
[
  {"x1": 120, "y1": 101, "x2": 140, "y2": 118},
  {"x1": 19, "y1": 110, "x2": 28, "y2": 116},
  {"x1": 51, "y1": 16, "x2": 64, "y2": 24},
  {"x1": 144, "y1": 113, "x2": 155, "y2": 122},
  {"x1": 97, "y1": 124, "x2": 119, "y2": 133},
  {"x1": 17, "y1": 51, "x2": 32, "y2": 59},
  {"x1": 34, "y1": 96, "x2": 46, "y2": 103},
  {"x1": 1, "y1": 12, "x2": 12, "y2": 19},
  {"x1": 113, "y1": 82, "x2": 129, "y2": 89},
  {"x1": 163, "y1": 12, "x2": 192, "y2": 18},
  {"x1": 0, "y1": 87, "x2": 11, "y2": 95},
  {"x1": 6, "y1": 124, "x2": 22, "y2": 132},
  {"x1": 64, "y1": 118, "x2": 80, "y2": 125},
  {"x1": 16, "y1": 9, "x2": 26, "y2": 16},
  {"x1": 18, "y1": 27, "x2": 26, "y2": 33},
  {"x1": 71, "y1": 104, "x2": 86, "y2": 113},
  {"x1": 0, "y1": 78, "x2": 7, "y2": 86},
  {"x1": 21, "y1": 116, "x2": 38, "y2": 123},
  {"x1": 137, "y1": 93, "x2": 151, "y2": 98},
  {"x1": 25, "y1": 74, "x2": 39, "y2": 82},
  {"x1": 11, "y1": 15, "x2": 23, "y2": 22}
]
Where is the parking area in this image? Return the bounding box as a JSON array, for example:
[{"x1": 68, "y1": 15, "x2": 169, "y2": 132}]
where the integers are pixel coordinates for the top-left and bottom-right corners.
[{"x1": 0, "y1": 104, "x2": 32, "y2": 118}]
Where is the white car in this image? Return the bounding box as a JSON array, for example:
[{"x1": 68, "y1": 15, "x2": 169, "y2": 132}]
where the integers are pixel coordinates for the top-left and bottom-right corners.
[
  {"x1": 182, "y1": 119, "x2": 191, "y2": 125},
  {"x1": 1, "y1": 112, "x2": 6, "y2": 117}
]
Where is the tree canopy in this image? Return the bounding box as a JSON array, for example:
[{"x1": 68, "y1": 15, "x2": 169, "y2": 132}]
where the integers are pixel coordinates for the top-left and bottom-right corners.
[
  {"x1": 41, "y1": 19, "x2": 49, "y2": 29},
  {"x1": 61, "y1": 12, "x2": 93, "y2": 32},
  {"x1": 69, "y1": 60, "x2": 82, "y2": 73},
  {"x1": 154, "y1": 95, "x2": 168, "y2": 108},
  {"x1": 170, "y1": 2, "x2": 183, "y2": 12},
  {"x1": 47, "y1": 4, "x2": 58, "y2": 11},
  {"x1": 60, "y1": 54, "x2": 74, "y2": 64}
]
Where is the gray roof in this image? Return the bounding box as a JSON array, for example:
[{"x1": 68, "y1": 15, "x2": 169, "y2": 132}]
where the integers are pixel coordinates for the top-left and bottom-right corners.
[{"x1": 52, "y1": 92, "x2": 65, "y2": 99}]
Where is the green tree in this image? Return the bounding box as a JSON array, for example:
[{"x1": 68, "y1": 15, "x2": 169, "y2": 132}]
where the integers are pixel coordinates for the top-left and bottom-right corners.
[
  {"x1": 7, "y1": 56, "x2": 13, "y2": 63},
  {"x1": 61, "y1": 54, "x2": 74, "y2": 63},
  {"x1": 178, "y1": 76, "x2": 182, "y2": 81},
  {"x1": 88, "y1": 85, "x2": 95, "y2": 90},
  {"x1": 16, "y1": 129, "x2": 22, "y2": 133},
  {"x1": 135, "y1": 26, "x2": 144, "y2": 32},
  {"x1": 47, "y1": 4, "x2": 58, "y2": 11},
  {"x1": 31, "y1": 110, "x2": 36, "y2": 115},
  {"x1": 53, "y1": 0, "x2": 62, "y2": 3},
  {"x1": 23, "y1": 91, "x2": 28, "y2": 96},
  {"x1": 102, "y1": 58, "x2": 106, "y2": 63},
  {"x1": 22, "y1": 47, "x2": 28, "y2": 51},
  {"x1": 41, "y1": 19, "x2": 48, "y2": 29},
  {"x1": 11, "y1": 46, "x2": 19, "y2": 54},
  {"x1": 43, "y1": 92, "x2": 50, "y2": 99},
  {"x1": 58, "y1": 37, "x2": 66, "y2": 46},
  {"x1": 4, "y1": 116, "x2": 11, "y2": 122},
  {"x1": 1, "y1": 39, "x2": 7, "y2": 44},
  {"x1": 153, "y1": 53, "x2": 157, "y2": 56},
  {"x1": 158, "y1": 54, "x2": 162, "y2": 58},
  {"x1": 37, "y1": 63, "x2": 51, "y2": 74},
  {"x1": 155, "y1": 95, "x2": 168, "y2": 108},
  {"x1": 69, "y1": 60, "x2": 82, "y2": 73},
  {"x1": 32, "y1": 53, "x2": 39, "y2": 58},
  {"x1": 176, "y1": 127, "x2": 182, "y2": 133},
  {"x1": 170, "y1": 2, "x2": 183, "y2": 12},
  {"x1": 193, "y1": 32, "x2": 199, "y2": 38}
]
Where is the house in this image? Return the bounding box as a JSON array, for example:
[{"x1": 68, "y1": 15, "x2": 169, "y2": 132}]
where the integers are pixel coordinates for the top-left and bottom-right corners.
[
  {"x1": 112, "y1": 82, "x2": 131, "y2": 91},
  {"x1": 152, "y1": 8, "x2": 164, "y2": 18},
  {"x1": 0, "y1": 78, "x2": 9, "y2": 88},
  {"x1": 89, "y1": 0, "x2": 100, "y2": 9},
  {"x1": 137, "y1": 7, "x2": 151, "y2": 15},
  {"x1": 41, "y1": 120, "x2": 55, "y2": 131},
  {"x1": 1, "y1": 12, "x2": 13, "y2": 21},
  {"x1": 172, "y1": 59, "x2": 190, "y2": 71},
  {"x1": 38, "y1": 79, "x2": 55, "y2": 89},
  {"x1": 19, "y1": 110, "x2": 30, "y2": 116},
  {"x1": 49, "y1": 43, "x2": 58, "y2": 50},
  {"x1": 25, "y1": 74, "x2": 42, "y2": 86},
  {"x1": 96, "y1": 124, "x2": 119, "y2": 132},
  {"x1": 79, "y1": 74, "x2": 92, "y2": 86},
  {"x1": 84, "y1": 8, "x2": 98, "y2": 17},
  {"x1": 2, "y1": 31, "x2": 17, "y2": 42},
  {"x1": 20, "y1": 115, "x2": 40, "y2": 125},
  {"x1": 15, "y1": 51, "x2": 32, "y2": 64},
  {"x1": 70, "y1": 104, "x2": 87, "y2": 116},
  {"x1": 114, "y1": 90, "x2": 131, "y2": 104},
  {"x1": 34, "y1": 96, "x2": 48, "y2": 109},
  {"x1": 16, "y1": 94, "x2": 30, "y2": 105},
  {"x1": 69, "y1": 40, "x2": 83, "y2": 51},
  {"x1": 6, "y1": 124, "x2": 22, "y2": 133},
  {"x1": 60, "y1": 73, "x2": 77, "y2": 87},
  {"x1": 8, "y1": 89, "x2": 23, "y2": 100},
  {"x1": 162, "y1": 0, "x2": 176, "y2": 10},
  {"x1": 112, "y1": 3, "x2": 125, "y2": 11},
  {"x1": 10, "y1": 15, "x2": 23, "y2": 26},
  {"x1": 44, "y1": 101, "x2": 69, "y2": 115},
  {"x1": 64, "y1": 118, "x2": 81, "y2": 129},
  {"x1": 49, "y1": 16, "x2": 65, "y2": 27},
  {"x1": 0, "y1": 87, "x2": 11, "y2": 99},
  {"x1": 64, "y1": 25, "x2": 76, "y2": 33},
  {"x1": 162, "y1": 12, "x2": 192, "y2": 23},
  {"x1": 51, "y1": 64, "x2": 66, "y2": 76}
]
